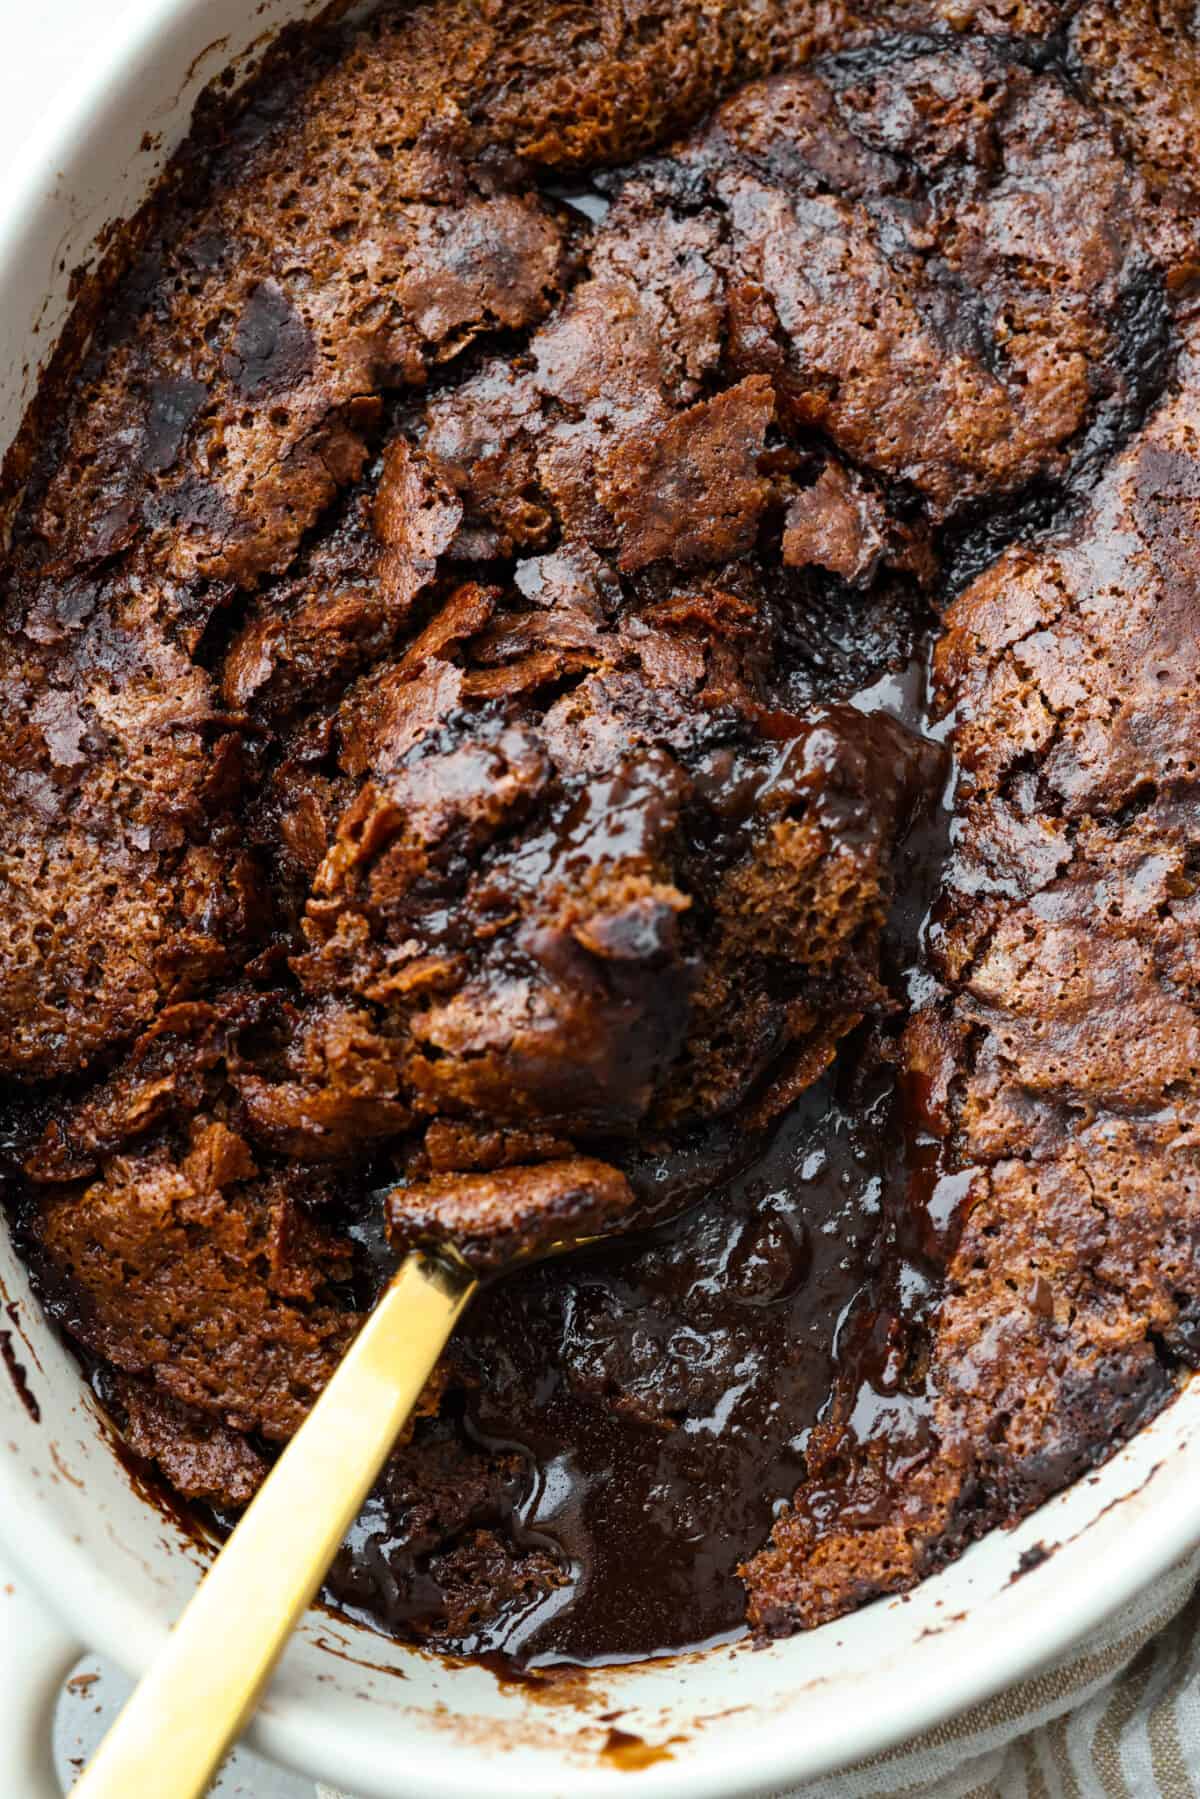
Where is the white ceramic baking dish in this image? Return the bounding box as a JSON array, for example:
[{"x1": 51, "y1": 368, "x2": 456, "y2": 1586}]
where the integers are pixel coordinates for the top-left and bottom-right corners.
[{"x1": 3, "y1": 3, "x2": 1200, "y2": 1795}]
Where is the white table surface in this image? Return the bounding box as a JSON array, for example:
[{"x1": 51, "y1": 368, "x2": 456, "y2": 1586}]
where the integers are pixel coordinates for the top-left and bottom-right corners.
[{"x1": 0, "y1": 2, "x2": 345, "y2": 1792}]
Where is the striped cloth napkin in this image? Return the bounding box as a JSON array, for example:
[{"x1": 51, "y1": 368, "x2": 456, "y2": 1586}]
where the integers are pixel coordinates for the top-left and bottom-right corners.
[
  {"x1": 317, "y1": 1548, "x2": 1200, "y2": 1799},
  {"x1": 778, "y1": 1549, "x2": 1200, "y2": 1799}
]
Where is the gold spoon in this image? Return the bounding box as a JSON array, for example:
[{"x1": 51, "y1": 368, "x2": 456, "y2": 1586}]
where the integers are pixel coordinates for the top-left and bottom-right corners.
[{"x1": 72, "y1": 1156, "x2": 633, "y2": 1798}]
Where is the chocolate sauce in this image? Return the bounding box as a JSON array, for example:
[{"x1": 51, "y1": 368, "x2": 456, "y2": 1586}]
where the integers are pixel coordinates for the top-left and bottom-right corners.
[
  {"x1": 0, "y1": 1327, "x2": 40, "y2": 1424},
  {"x1": 321, "y1": 655, "x2": 953, "y2": 1669},
  {"x1": 326, "y1": 1061, "x2": 903, "y2": 1665}
]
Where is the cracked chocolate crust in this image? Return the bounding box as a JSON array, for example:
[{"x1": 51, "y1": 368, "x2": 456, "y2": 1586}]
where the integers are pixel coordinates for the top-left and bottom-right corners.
[
  {"x1": 3, "y1": 0, "x2": 1200, "y2": 1664},
  {"x1": 744, "y1": 312, "x2": 1200, "y2": 1641}
]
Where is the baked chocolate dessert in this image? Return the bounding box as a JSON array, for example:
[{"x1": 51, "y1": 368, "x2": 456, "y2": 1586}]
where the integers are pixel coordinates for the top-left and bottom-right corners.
[{"x1": 3, "y1": 0, "x2": 1200, "y2": 1667}]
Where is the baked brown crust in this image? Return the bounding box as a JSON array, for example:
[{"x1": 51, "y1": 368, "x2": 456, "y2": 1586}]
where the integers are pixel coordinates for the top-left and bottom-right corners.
[
  {"x1": 3, "y1": 0, "x2": 1199, "y2": 1662},
  {"x1": 744, "y1": 321, "x2": 1200, "y2": 1635}
]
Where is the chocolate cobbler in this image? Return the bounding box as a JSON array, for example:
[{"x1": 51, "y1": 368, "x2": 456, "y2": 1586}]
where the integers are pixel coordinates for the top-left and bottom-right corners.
[{"x1": 3, "y1": 0, "x2": 1200, "y2": 1668}]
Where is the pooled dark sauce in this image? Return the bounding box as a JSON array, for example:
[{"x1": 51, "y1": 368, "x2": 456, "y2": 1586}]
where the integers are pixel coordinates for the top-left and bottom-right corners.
[
  {"x1": 333, "y1": 1067, "x2": 902, "y2": 1665},
  {"x1": 321, "y1": 660, "x2": 954, "y2": 1668}
]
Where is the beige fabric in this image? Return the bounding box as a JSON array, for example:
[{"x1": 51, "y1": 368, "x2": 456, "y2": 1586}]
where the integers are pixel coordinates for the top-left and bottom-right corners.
[
  {"x1": 777, "y1": 1549, "x2": 1200, "y2": 1799},
  {"x1": 318, "y1": 1550, "x2": 1200, "y2": 1799}
]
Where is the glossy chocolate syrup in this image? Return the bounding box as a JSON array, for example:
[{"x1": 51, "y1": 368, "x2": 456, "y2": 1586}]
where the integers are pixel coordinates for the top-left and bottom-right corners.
[{"x1": 321, "y1": 658, "x2": 954, "y2": 1669}]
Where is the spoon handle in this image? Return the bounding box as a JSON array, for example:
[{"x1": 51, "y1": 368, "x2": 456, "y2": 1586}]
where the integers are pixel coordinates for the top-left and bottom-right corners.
[{"x1": 73, "y1": 1248, "x2": 478, "y2": 1799}]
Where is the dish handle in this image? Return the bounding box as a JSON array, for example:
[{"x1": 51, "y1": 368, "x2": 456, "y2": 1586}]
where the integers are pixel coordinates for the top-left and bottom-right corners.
[{"x1": 0, "y1": 1555, "x2": 85, "y2": 1796}]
